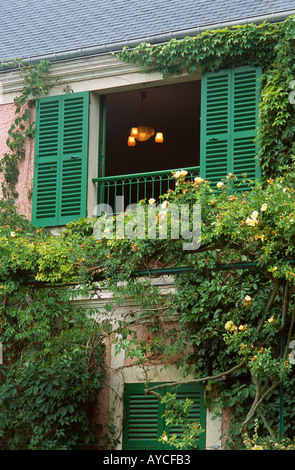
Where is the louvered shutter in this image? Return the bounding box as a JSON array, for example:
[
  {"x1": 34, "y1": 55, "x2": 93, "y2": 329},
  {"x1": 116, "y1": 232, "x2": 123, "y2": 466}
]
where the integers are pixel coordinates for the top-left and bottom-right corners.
[
  {"x1": 200, "y1": 66, "x2": 261, "y2": 189},
  {"x1": 232, "y1": 67, "x2": 261, "y2": 189},
  {"x1": 122, "y1": 383, "x2": 165, "y2": 450},
  {"x1": 166, "y1": 383, "x2": 206, "y2": 450},
  {"x1": 32, "y1": 92, "x2": 89, "y2": 227},
  {"x1": 122, "y1": 383, "x2": 206, "y2": 450}
]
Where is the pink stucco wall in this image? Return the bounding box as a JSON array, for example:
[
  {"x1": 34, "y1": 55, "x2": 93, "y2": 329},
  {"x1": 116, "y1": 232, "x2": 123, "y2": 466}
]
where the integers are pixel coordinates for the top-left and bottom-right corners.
[{"x1": 0, "y1": 102, "x2": 34, "y2": 221}]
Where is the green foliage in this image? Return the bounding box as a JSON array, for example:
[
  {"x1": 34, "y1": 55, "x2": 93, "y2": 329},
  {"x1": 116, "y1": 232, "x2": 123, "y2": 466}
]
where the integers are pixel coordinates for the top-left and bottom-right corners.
[
  {"x1": 0, "y1": 208, "x2": 105, "y2": 450},
  {"x1": 1, "y1": 170, "x2": 295, "y2": 448},
  {"x1": 243, "y1": 419, "x2": 295, "y2": 450},
  {"x1": 1, "y1": 169, "x2": 294, "y2": 448},
  {"x1": 88, "y1": 171, "x2": 295, "y2": 448},
  {"x1": 0, "y1": 280, "x2": 105, "y2": 450},
  {"x1": 158, "y1": 392, "x2": 204, "y2": 450}
]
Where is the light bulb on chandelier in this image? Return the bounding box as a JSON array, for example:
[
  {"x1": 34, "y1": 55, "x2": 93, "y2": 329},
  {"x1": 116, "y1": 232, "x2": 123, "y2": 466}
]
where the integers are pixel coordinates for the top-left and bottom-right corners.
[
  {"x1": 127, "y1": 92, "x2": 163, "y2": 146},
  {"x1": 155, "y1": 132, "x2": 164, "y2": 143},
  {"x1": 127, "y1": 135, "x2": 136, "y2": 147}
]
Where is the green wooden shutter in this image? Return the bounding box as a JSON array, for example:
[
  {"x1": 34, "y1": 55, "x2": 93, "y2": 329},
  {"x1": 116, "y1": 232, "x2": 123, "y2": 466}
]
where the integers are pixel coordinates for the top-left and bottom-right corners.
[
  {"x1": 200, "y1": 66, "x2": 261, "y2": 189},
  {"x1": 122, "y1": 383, "x2": 206, "y2": 450},
  {"x1": 32, "y1": 92, "x2": 89, "y2": 227},
  {"x1": 122, "y1": 383, "x2": 165, "y2": 450},
  {"x1": 232, "y1": 67, "x2": 261, "y2": 189}
]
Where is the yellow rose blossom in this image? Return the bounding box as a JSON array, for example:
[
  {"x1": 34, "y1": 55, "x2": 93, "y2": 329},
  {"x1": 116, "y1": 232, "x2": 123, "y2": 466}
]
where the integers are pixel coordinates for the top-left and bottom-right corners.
[
  {"x1": 251, "y1": 211, "x2": 259, "y2": 219},
  {"x1": 244, "y1": 295, "x2": 252, "y2": 304},
  {"x1": 161, "y1": 431, "x2": 168, "y2": 442},
  {"x1": 225, "y1": 321, "x2": 232, "y2": 330},
  {"x1": 246, "y1": 217, "x2": 258, "y2": 227},
  {"x1": 238, "y1": 324, "x2": 247, "y2": 332},
  {"x1": 158, "y1": 211, "x2": 166, "y2": 221},
  {"x1": 245, "y1": 211, "x2": 259, "y2": 226},
  {"x1": 194, "y1": 176, "x2": 204, "y2": 184},
  {"x1": 173, "y1": 170, "x2": 188, "y2": 178},
  {"x1": 225, "y1": 320, "x2": 237, "y2": 332}
]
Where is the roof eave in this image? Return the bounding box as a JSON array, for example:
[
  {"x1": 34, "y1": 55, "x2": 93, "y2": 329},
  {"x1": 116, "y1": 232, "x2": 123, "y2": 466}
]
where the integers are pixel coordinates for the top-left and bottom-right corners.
[{"x1": 1, "y1": 10, "x2": 295, "y2": 71}]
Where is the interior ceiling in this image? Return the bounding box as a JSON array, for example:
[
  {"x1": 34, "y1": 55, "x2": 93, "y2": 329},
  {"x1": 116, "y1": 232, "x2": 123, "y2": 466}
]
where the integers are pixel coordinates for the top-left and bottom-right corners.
[{"x1": 106, "y1": 80, "x2": 201, "y2": 142}]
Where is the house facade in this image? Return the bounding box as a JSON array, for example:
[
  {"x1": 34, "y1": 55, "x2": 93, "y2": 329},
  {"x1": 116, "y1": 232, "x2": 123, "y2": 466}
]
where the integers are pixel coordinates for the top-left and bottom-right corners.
[{"x1": 1, "y1": 0, "x2": 295, "y2": 450}]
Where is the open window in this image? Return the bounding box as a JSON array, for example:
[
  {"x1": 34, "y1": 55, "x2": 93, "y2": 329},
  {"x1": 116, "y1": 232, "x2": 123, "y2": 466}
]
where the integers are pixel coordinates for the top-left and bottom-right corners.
[
  {"x1": 31, "y1": 65, "x2": 261, "y2": 227},
  {"x1": 104, "y1": 80, "x2": 201, "y2": 177},
  {"x1": 97, "y1": 65, "x2": 261, "y2": 212},
  {"x1": 97, "y1": 81, "x2": 201, "y2": 211}
]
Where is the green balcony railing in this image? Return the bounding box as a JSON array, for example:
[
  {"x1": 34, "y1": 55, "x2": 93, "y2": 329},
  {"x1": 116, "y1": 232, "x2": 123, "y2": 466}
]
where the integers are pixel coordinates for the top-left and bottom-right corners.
[{"x1": 92, "y1": 165, "x2": 200, "y2": 213}]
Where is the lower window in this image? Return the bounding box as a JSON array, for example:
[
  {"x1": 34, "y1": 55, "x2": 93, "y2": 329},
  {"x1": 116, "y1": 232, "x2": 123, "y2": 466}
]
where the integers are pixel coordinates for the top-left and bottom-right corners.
[{"x1": 122, "y1": 382, "x2": 206, "y2": 450}]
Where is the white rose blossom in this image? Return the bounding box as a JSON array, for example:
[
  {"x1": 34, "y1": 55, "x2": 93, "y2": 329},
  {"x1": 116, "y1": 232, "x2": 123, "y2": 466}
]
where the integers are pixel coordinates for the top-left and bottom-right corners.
[
  {"x1": 158, "y1": 211, "x2": 166, "y2": 221},
  {"x1": 246, "y1": 217, "x2": 258, "y2": 227},
  {"x1": 194, "y1": 176, "x2": 204, "y2": 184},
  {"x1": 173, "y1": 170, "x2": 188, "y2": 178},
  {"x1": 246, "y1": 211, "x2": 260, "y2": 226}
]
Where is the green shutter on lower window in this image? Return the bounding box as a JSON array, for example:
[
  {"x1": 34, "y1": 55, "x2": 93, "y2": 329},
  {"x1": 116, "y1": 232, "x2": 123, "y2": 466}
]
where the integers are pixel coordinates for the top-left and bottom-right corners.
[
  {"x1": 200, "y1": 66, "x2": 261, "y2": 189},
  {"x1": 122, "y1": 383, "x2": 206, "y2": 450},
  {"x1": 32, "y1": 91, "x2": 89, "y2": 227},
  {"x1": 122, "y1": 383, "x2": 165, "y2": 450}
]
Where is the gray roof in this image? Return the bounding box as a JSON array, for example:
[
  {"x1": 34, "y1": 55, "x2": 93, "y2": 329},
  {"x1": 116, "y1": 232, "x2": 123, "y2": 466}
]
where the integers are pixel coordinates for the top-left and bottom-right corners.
[{"x1": 1, "y1": 0, "x2": 295, "y2": 62}]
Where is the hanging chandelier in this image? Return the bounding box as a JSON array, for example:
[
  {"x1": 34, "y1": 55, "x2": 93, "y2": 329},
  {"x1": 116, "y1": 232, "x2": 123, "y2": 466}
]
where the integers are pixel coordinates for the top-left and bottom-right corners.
[{"x1": 128, "y1": 92, "x2": 164, "y2": 146}]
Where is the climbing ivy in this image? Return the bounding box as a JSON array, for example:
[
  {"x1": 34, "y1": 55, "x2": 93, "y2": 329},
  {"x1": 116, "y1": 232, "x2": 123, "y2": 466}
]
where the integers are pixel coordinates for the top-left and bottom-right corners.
[{"x1": 0, "y1": 60, "x2": 52, "y2": 201}]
